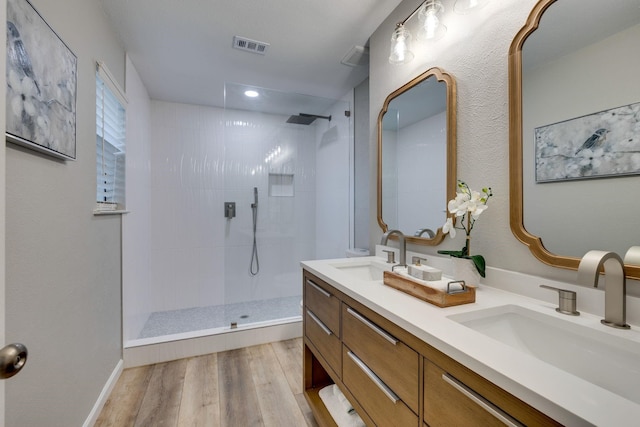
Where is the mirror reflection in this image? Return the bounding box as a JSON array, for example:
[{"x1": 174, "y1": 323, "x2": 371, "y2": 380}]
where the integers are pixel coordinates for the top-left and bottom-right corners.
[
  {"x1": 510, "y1": 0, "x2": 640, "y2": 276},
  {"x1": 378, "y1": 67, "x2": 456, "y2": 245}
]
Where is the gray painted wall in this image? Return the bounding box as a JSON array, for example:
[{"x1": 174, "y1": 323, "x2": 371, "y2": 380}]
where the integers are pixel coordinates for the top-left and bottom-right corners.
[{"x1": 5, "y1": 0, "x2": 125, "y2": 424}]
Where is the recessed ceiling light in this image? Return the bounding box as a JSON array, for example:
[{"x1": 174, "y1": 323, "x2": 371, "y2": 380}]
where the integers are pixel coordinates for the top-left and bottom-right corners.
[{"x1": 244, "y1": 90, "x2": 259, "y2": 98}]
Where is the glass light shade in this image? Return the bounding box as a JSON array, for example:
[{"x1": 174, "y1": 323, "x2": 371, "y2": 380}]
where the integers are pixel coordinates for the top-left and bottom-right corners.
[
  {"x1": 454, "y1": 0, "x2": 489, "y2": 14},
  {"x1": 417, "y1": 0, "x2": 447, "y2": 41},
  {"x1": 388, "y1": 24, "x2": 414, "y2": 65}
]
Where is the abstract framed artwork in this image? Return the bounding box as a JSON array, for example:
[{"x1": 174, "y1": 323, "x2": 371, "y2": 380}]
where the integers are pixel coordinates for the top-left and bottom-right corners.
[
  {"x1": 6, "y1": 0, "x2": 77, "y2": 160},
  {"x1": 535, "y1": 102, "x2": 640, "y2": 183}
]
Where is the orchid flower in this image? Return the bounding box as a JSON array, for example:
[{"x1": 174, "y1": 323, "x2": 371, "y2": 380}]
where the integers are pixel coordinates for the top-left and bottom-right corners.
[
  {"x1": 439, "y1": 180, "x2": 493, "y2": 277},
  {"x1": 442, "y1": 217, "x2": 456, "y2": 238}
]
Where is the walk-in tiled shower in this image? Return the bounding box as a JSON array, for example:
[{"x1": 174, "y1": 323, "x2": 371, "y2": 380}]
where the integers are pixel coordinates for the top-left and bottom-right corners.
[{"x1": 123, "y1": 81, "x2": 351, "y2": 349}]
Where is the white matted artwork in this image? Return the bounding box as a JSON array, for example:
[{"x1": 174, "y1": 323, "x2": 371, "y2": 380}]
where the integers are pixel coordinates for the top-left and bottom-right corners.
[
  {"x1": 6, "y1": 0, "x2": 77, "y2": 160},
  {"x1": 535, "y1": 102, "x2": 640, "y2": 182}
]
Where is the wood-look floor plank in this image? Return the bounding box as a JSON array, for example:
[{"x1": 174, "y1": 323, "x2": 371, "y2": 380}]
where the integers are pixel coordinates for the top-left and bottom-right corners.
[
  {"x1": 295, "y1": 391, "x2": 320, "y2": 427},
  {"x1": 177, "y1": 354, "x2": 220, "y2": 427},
  {"x1": 271, "y1": 338, "x2": 304, "y2": 395},
  {"x1": 95, "y1": 365, "x2": 154, "y2": 427},
  {"x1": 248, "y1": 343, "x2": 308, "y2": 427},
  {"x1": 96, "y1": 338, "x2": 314, "y2": 426},
  {"x1": 134, "y1": 358, "x2": 188, "y2": 427},
  {"x1": 218, "y1": 347, "x2": 265, "y2": 427}
]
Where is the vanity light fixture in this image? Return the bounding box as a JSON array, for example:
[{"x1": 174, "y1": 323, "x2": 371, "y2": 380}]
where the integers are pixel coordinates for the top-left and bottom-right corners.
[
  {"x1": 388, "y1": 24, "x2": 414, "y2": 64},
  {"x1": 388, "y1": 0, "x2": 445, "y2": 65},
  {"x1": 453, "y1": 0, "x2": 489, "y2": 14},
  {"x1": 417, "y1": 0, "x2": 446, "y2": 41}
]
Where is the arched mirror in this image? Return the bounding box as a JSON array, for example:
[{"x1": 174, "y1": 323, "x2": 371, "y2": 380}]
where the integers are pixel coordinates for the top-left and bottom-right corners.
[
  {"x1": 509, "y1": 0, "x2": 640, "y2": 279},
  {"x1": 377, "y1": 67, "x2": 457, "y2": 246}
]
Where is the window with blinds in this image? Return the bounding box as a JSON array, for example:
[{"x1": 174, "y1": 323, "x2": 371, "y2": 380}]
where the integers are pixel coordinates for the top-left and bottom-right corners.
[{"x1": 96, "y1": 64, "x2": 126, "y2": 209}]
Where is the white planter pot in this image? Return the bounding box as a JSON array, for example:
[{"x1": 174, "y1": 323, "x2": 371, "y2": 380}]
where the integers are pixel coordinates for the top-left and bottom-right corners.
[{"x1": 451, "y1": 257, "x2": 481, "y2": 287}]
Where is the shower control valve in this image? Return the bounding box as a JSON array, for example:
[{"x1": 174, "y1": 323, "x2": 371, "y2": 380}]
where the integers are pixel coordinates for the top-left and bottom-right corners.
[{"x1": 224, "y1": 202, "x2": 236, "y2": 219}]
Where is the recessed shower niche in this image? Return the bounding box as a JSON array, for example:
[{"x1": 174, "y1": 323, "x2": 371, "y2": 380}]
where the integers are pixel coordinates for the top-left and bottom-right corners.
[{"x1": 269, "y1": 173, "x2": 295, "y2": 197}]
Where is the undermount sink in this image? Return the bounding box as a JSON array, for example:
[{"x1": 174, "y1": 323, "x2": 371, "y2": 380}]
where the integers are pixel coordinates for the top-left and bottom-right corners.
[
  {"x1": 329, "y1": 259, "x2": 393, "y2": 281},
  {"x1": 448, "y1": 304, "x2": 640, "y2": 404}
]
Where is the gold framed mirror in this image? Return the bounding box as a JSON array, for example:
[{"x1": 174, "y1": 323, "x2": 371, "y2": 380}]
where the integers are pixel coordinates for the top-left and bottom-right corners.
[
  {"x1": 377, "y1": 67, "x2": 457, "y2": 246},
  {"x1": 509, "y1": 0, "x2": 640, "y2": 279}
]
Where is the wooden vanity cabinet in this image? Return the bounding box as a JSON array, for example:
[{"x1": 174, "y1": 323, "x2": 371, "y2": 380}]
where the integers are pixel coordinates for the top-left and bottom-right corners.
[{"x1": 302, "y1": 268, "x2": 560, "y2": 427}]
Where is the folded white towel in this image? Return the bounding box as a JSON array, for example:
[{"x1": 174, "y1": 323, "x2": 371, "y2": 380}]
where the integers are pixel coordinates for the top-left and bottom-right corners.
[
  {"x1": 319, "y1": 384, "x2": 365, "y2": 427},
  {"x1": 333, "y1": 383, "x2": 355, "y2": 414}
]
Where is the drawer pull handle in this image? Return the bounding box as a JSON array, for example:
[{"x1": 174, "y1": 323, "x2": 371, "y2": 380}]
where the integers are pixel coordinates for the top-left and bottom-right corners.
[
  {"x1": 347, "y1": 351, "x2": 399, "y2": 403},
  {"x1": 442, "y1": 374, "x2": 523, "y2": 427},
  {"x1": 307, "y1": 310, "x2": 332, "y2": 336},
  {"x1": 307, "y1": 279, "x2": 331, "y2": 298},
  {"x1": 347, "y1": 308, "x2": 398, "y2": 345}
]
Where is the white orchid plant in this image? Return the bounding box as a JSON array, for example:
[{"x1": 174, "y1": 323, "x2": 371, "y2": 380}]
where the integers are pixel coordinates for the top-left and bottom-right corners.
[{"x1": 437, "y1": 180, "x2": 493, "y2": 277}]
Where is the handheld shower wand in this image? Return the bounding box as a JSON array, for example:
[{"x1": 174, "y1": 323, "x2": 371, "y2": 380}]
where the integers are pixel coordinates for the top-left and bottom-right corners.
[
  {"x1": 251, "y1": 187, "x2": 258, "y2": 208},
  {"x1": 250, "y1": 187, "x2": 260, "y2": 276}
]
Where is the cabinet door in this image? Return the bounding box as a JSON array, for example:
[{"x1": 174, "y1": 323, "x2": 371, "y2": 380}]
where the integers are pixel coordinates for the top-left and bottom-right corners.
[
  {"x1": 304, "y1": 274, "x2": 341, "y2": 336},
  {"x1": 424, "y1": 360, "x2": 523, "y2": 427},
  {"x1": 342, "y1": 304, "x2": 419, "y2": 413},
  {"x1": 343, "y1": 346, "x2": 418, "y2": 427},
  {"x1": 305, "y1": 308, "x2": 341, "y2": 376}
]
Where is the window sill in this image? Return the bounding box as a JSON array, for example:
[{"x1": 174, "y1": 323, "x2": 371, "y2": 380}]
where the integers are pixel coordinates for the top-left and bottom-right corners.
[{"x1": 93, "y1": 210, "x2": 129, "y2": 216}]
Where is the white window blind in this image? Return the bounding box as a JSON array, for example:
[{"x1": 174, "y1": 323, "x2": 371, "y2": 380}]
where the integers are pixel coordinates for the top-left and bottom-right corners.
[{"x1": 96, "y1": 62, "x2": 127, "y2": 207}]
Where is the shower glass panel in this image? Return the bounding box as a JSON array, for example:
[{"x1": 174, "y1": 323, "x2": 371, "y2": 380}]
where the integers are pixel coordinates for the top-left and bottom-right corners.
[
  {"x1": 128, "y1": 84, "x2": 351, "y2": 345},
  {"x1": 222, "y1": 83, "x2": 351, "y2": 328}
]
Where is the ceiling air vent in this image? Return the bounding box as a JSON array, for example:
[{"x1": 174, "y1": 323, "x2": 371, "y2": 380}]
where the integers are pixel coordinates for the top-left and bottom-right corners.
[
  {"x1": 232, "y1": 36, "x2": 270, "y2": 55},
  {"x1": 341, "y1": 45, "x2": 369, "y2": 67}
]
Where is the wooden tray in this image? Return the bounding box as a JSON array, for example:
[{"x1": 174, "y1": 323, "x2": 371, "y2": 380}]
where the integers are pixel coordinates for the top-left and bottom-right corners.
[{"x1": 383, "y1": 271, "x2": 475, "y2": 307}]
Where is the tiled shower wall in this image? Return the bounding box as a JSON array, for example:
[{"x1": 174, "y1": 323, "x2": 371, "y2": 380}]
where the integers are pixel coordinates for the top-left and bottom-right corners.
[{"x1": 145, "y1": 100, "x2": 349, "y2": 316}]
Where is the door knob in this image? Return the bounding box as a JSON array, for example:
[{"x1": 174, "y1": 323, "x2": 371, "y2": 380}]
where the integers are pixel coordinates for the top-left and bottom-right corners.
[{"x1": 0, "y1": 343, "x2": 28, "y2": 379}]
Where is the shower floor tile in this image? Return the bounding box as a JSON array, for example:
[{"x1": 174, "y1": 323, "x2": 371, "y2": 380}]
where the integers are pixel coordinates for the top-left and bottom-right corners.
[{"x1": 138, "y1": 295, "x2": 302, "y2": 339}]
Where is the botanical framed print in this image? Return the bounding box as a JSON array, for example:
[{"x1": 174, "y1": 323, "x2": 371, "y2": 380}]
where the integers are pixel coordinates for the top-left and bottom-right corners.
[
  {"x1": 535, "y1": 102, "x2": 640, "y2": 182},
  {"x1": 6, "y1": 0, "x2": 77, "y2": 160}
]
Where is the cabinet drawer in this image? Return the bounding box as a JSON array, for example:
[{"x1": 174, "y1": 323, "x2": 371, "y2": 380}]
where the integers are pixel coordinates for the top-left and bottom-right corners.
[
  {"x1": 343, "y1": 346, "x2": 418, "y2": 427},
  {"x1": 342, "y1": 305, "x2": 419, "y2": 413},
  {"x1": 305, "y1": 308, "x2": 341, "y2": 375},
  {"x1": 304, "y1": 276, "x2": 340, "y2": 336},
  {"x1": 424, "y1": 360, "x2": 522, "y2": 427}
]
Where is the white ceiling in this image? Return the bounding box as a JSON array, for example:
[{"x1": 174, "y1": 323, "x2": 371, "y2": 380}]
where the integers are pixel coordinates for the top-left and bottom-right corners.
[{"x1": 98, "y1": 0, "x2": 405, "y2": 109}]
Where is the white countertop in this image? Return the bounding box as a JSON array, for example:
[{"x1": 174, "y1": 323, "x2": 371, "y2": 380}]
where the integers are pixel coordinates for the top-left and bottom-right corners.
[{"x1": 301, "y1": 251, "x2": 640, "y2": 427}]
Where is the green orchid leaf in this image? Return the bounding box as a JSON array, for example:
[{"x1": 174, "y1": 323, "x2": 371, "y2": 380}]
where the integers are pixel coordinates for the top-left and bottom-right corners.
[
  {"x1": 468, "y1": 254, "x2": 486, "y2": 278},
  {"x1": 437, "y1": 249, "x2": 466, "y2": 258}
]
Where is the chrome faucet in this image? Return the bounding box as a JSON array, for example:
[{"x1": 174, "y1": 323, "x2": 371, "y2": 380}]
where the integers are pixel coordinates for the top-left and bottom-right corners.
[
  {"x1": 577, "y1": 250, "x2": 629, "y2": 329},
  {"x1": 380, "y1": 229, "x2": 406, "y2": 268},
  {"x1": 414, "y1": 228, "x2": 435, "y2": 238}
]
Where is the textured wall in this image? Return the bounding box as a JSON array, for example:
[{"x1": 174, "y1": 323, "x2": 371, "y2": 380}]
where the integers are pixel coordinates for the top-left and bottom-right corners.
[
  {"x1": 5, "y1": 0, "x2": 125, "y2": 425},
  {"x1": 369, "y1": 0, "x2": 590, "y2": 284}
]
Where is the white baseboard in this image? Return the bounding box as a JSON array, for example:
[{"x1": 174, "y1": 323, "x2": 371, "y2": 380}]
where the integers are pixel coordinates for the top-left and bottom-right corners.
[{"x1": 83, "y1": 359, "x2": 123, "y2": 427}]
